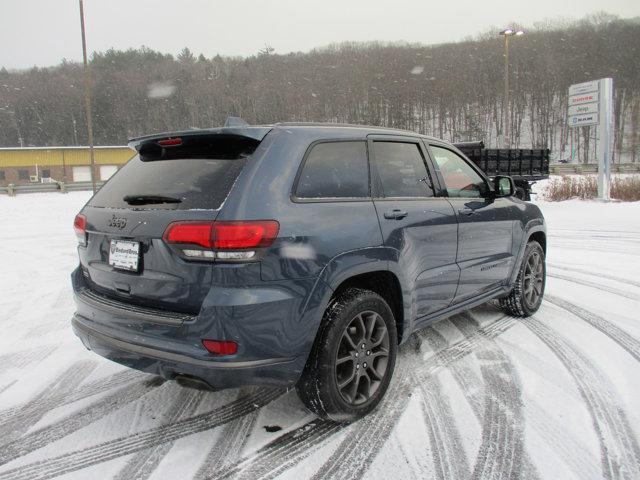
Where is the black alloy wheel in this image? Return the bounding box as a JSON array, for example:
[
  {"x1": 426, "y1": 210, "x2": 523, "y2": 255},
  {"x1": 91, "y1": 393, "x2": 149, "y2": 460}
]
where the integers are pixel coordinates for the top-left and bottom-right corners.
[{"x1": 335, "y1": 310, "x2": 390, "y2": 406}]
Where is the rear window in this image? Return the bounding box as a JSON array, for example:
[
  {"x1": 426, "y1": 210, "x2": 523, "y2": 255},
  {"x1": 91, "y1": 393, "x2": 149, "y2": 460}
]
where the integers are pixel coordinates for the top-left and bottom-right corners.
[
  {"x1": 89, "y1": 135, "x2": 256, "y2": 210},
  {"x1": 295, "y1": 141, "x2": 369, "y2": 198}
]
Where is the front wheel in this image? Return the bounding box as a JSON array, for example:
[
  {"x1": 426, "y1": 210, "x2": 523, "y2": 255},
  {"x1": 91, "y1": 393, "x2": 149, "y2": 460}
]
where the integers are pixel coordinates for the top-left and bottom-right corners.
[
  {"x1": 296, "y1": 288, "x2": 397, "y2": 422},
  {"x1": 499, "y1": 240, "x2": 546, "y2": 317}
]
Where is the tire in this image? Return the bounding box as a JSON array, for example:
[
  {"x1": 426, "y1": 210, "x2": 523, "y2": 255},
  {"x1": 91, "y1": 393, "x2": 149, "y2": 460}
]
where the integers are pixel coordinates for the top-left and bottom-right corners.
[
  {"x1": 499, "y1": 240, "x2": 546, "y2": 317},
  {"x1": 296, "y1": 288, "x2": 398, "y2": 422}
]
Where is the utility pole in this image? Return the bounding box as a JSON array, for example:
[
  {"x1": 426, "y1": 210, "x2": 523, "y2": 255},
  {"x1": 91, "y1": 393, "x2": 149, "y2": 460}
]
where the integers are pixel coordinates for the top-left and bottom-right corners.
[
  {"x1": 79, "y1": 0, "x2": 97, "y2": 193},
  {"x1": 503, "y1": 33, "x2": 509, "y2": 148},
  {"x1": 499, "y1": 28, "x2": 524, "y2": 148}
]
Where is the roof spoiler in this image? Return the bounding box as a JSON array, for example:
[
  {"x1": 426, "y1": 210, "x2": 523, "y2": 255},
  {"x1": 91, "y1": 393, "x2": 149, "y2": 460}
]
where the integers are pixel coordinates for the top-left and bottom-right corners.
[{"x1": 128, "y1": 124, "x2": 271, "y2": 152}]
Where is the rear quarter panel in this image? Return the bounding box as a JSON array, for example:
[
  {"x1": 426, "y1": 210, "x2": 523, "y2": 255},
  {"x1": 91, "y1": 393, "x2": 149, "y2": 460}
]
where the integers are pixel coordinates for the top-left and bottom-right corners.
[
  {"x1": 218, "y1": 127, "x2": 385, "y2": 282},
  {"x1": 209, "y1": 127, "x2": 388, "y2": 368}
]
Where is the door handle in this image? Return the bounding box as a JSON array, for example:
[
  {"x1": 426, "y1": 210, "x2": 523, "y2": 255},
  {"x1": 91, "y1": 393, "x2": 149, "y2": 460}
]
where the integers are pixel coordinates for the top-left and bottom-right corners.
[
  {"x1": 384, "y1": 209, "x2": 408, "y2": 220},
  {"x1": 458, "y1": 208, "x2": 475, "y2": 216}
]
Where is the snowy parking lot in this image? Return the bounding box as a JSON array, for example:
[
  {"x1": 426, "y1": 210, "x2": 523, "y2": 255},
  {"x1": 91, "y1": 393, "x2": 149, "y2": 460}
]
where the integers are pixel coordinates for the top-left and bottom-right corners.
[{"x1": 0, "y1": 191, "x2": 639, "y2": 480}]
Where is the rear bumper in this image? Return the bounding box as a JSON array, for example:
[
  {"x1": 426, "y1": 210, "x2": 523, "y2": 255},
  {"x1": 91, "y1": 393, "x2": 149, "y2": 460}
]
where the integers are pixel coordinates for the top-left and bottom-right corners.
[
  {"x1": 70, "y1": 267, "x2": 331, "y2": 389},
  {"x1": 72, "y1": 314, "x2": 297, "y2": 389}
]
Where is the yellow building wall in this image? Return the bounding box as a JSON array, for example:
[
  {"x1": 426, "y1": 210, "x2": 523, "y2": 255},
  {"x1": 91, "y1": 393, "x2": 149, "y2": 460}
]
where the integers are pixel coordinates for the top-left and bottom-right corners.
[{"x1": 0, "y1": 147, "x2": 135, "y2": 168}]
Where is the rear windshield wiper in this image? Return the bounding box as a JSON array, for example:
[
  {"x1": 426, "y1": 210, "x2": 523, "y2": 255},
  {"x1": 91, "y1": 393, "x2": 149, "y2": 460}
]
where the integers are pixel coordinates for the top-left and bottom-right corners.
[{"x1": 123, "y1": 194, "x2": 182, "y2": 205}]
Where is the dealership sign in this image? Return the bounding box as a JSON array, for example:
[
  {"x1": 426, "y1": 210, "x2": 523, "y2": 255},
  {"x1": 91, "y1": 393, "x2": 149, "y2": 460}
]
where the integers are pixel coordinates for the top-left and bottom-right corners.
[
  {"x1": 570, "y1": 113, "x2": 598, "y2": 127},
  {"x1": 568, "y1": 80, "x2": 599, "y2": 96},
  {"x1": 567, "y1": 78, "x2": 614, "y2": 200},
  {"x1": 567, "y1": 85, "x2": 600, "y2": 129},
  {"x1": 568, "y1": 92, "x2": 599, "y2": 107},
  {"x1": 568, "y1": 103, "x2": 599, "y2": 116}
]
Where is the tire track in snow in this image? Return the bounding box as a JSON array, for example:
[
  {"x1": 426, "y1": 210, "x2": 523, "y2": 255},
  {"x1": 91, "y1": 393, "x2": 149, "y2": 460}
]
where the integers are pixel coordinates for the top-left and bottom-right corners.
[
  {"x1": 206, "y1": 420, "x2": 340, "y2": 480},
  {"x1": 551, "y1": 244, "x2": 640, "y2": 257},
  {"x1": 0, "y1": 369, "x2": 144, "y2": 426},
  {"x1": 207, "y1": 358, "x2": 416, "y2": 480},
  {"x1": 416, "y1": 325, "x2": 471, "y2": 480},
  {"x1": 0, "y1": 360, "x2": 97, "y2": 446},
  {"x1": 420, "y1": 315, "x2": 517, "y2": 376},
  {"x1": 547, "y1": 264, "x2": 640, "y2": 289},
  {"x1": 113, "y1": 387, "x2": 204, "y2": 480},
  {"x1": 0, "y1": 381, "x2": 17, "y2": 397},
  {"x1": 445, "y1": 310, "x2": 595, "y2": 480},
  {"x1": 193, "y1": 390, "x2": 259, "y2": 480},
  {"x1": 523, "y1": 316, "x2": 640, "y2": 479},
  {"x1": 0, "y1": 345, "x2": 57, "y2": 374},
  {"x1": 451, "y1": 314, "x2": 534, "y2": 480},
  {"x1": 544, "y1": 295, "x2": 640, "y2": 362},
  {"x1": 311, "y1": 315, "x2": 520, "y2": 480},
  {"x1": 310, "y1": 316, "x2": 520, "y2": 480},
  {"x1": 0, "y1": 388, "x2": 283, "y2": 480},
  {"x1": 547, "y1": 273, "x2": 640, "y2": 301},
  {"x1": 460, "y1": 308, "x2": 621, "y2": 479},
  {"x1": 198, "y1": 315, "x2": 519, "y2": 480},
  {"x1": 525, "y1": 396, "x2": 602, "y2": 479},
  {"x1": 0, "y1": 376, "x2": 165, "y2": 466},
  {"x1": 310, "y1": 351, "x2": 415, "y2": 480}
]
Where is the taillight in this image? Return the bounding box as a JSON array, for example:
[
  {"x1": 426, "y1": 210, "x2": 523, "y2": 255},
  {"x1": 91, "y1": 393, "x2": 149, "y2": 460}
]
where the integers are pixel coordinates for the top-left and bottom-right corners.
[
  {"x1": 213, "y1": 221, "x2": 279, "y2": 249},
  {"x1": 163, "y1": 222, "x2": 214, "y2": 248},
  {"x1": 162, "y1": 220, "x2": 279, "y2": 261},
  {"x1": 74, "y1": 214, "x2": 87, "y2": 246},
  {"x1": 202, "y1": 339, "x2": 238, "y2": 355}
]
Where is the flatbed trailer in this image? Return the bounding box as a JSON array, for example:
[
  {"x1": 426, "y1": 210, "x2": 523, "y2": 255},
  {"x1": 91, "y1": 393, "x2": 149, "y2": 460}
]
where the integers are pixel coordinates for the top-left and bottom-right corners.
[{"x1": 453, "y1": 141, "x2": 550, "y2": 200}]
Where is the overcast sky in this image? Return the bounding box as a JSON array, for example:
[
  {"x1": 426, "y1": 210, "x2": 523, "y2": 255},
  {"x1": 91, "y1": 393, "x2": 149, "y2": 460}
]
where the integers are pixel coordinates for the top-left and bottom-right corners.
[{"x1": 1, "y1": 0, "x2": 639, "y2": 70}]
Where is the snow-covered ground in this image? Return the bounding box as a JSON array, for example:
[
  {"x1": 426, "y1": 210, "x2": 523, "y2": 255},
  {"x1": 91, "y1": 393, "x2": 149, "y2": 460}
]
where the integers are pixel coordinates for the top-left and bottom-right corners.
[{"x1": 0, "y1": 192, "x2": 639, "y2": 480}]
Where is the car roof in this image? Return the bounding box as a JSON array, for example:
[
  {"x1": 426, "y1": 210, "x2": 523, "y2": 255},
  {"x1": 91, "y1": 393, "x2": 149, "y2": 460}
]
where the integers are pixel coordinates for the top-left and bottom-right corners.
[
  {"x1": 128, "y1": 122, "x2": 445, "y2": 149},
  {"x1": 272, "y1": 122, "x2": 443, "y2": 141}
]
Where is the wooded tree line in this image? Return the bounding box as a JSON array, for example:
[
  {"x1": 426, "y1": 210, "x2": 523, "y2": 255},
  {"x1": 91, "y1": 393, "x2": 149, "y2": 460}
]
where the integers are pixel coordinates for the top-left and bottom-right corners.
[{"x1": 1, "y1": 13, "x2": 639, "y2": 162}]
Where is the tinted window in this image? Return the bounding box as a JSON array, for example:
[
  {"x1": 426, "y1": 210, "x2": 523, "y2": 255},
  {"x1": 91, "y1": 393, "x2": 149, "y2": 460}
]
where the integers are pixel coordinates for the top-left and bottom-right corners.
[
  {"x1": 88, "y1": 156, "x2": 247, "y2": 210},
  {"x1": 42, "y1": 168, "x2": 51, "y2": 178},
  {"x1": 373, "y1": 142, "x2": 434, "y2": 197},
  {"x1": 0, "y1": 170, "x2": 5, "y2": 181},
  {"x1": 18, "y1": 169, "x2": 29, "y2": 180},
  {"x1": 296, "y1": 141, "x2": 368, "y2": 198},
  {"x1": 430, "y1": 146, "x2": 486, "y2": 198}
]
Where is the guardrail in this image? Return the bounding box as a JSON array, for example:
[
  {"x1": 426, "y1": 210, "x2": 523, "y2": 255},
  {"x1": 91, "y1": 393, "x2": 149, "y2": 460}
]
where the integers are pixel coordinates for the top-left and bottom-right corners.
[
  {"x1": 0, "y1": 181, "x2": 104, "y2": 196},
  {"x1": 549, "y1": 163, "x2": 640, "y2": 174},
  {"x1": 1, "y1": 164, "x2": 639, "y2": 196}
]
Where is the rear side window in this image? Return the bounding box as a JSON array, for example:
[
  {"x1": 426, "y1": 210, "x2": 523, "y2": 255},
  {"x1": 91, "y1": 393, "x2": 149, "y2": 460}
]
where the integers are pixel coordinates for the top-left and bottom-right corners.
[
  {"x1": 89, "y1": 136, "x2": 256, "y2": 210},
  {"x1": 372, "y1": 141, "x2": 434, "y2": 197},
  {"x1": 295, "y1": 141, "x2": 369, "y2": 198}
]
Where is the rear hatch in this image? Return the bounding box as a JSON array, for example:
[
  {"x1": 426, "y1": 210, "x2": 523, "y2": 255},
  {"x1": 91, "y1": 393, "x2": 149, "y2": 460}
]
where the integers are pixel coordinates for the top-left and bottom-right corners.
[{"x1": 77, "y1": 130, "x2": 268, "y2": 314}]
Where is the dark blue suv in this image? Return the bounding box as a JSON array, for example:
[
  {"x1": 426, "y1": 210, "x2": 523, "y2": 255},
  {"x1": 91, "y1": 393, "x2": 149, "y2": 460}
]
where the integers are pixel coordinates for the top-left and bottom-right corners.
[{"x1": 71, "y1": 122, "x2": 546, "y2": 420}]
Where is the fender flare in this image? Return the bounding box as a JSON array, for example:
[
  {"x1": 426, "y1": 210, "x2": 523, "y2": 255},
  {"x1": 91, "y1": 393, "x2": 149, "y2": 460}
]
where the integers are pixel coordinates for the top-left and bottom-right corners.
[
  {"x1": 508, "y1": 219, "x2": 546, "y2": 285},
  {"x1": 307, "y1": 246, "x2": 413, "y2": 340}
]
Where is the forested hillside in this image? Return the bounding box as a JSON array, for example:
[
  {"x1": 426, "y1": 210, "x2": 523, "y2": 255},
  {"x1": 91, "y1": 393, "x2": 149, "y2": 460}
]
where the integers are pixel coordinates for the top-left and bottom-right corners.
[{"x1": 1, "y1": 13, "x2": 638, "y2": 162}]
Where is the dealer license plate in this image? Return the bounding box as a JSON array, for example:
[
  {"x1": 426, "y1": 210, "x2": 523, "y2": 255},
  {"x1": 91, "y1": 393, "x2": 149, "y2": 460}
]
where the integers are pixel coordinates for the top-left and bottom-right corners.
[{"x1": 108, "y1": 239, "x2": 140, "y2": 272}]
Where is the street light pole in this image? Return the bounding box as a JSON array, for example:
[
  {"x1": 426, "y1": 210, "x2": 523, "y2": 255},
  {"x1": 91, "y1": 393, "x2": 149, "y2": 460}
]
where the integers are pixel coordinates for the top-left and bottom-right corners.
[
  {"x1": 499, "y1": 28, "x2": 524, "y2": 149},
  {"x1": 503, "y1": 33, "x2": 510, "y2": 148},
  {"x1": 79, "y1": 0, "x2": 97, "y2": 193}
]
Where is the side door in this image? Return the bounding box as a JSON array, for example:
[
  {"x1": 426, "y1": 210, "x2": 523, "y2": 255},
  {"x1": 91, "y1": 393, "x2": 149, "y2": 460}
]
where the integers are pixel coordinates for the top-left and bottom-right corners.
[
  {"x1": 369, "y1": 136, "x2": 459, "y2": 319},
  {"x1": 427, "y1": 143, "x2": 519, "y2": 303}
]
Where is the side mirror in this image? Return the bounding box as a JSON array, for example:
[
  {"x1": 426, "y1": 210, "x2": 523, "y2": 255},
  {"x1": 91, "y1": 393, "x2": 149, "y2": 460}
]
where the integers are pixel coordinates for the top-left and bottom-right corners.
[{"x1": 493, "y1": 176, "x2": 515, "y2": 197}]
